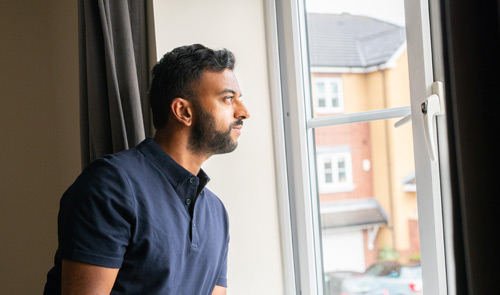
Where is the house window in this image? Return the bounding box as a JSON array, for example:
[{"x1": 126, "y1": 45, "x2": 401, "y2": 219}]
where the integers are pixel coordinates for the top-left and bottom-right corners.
[
  {"x1": 324, "y1": 159, "x2": 332, "y2": 183},
  {"x1": 316, "y1": 149, "x2": 354, "y2": 193},
  {"x1": 313, "y1": 77, "x2": 343, "y2": 114}
]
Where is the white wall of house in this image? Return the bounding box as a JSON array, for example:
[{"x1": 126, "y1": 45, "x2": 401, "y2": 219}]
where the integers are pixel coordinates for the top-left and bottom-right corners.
[{"x1": 152, "y1": 1, "x2": 284, "y2": 294}]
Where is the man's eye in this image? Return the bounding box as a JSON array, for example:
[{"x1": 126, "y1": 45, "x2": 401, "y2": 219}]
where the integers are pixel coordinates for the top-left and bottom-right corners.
[{"x1": 224, "y1": 96, "x2": 234, "y2": 102}]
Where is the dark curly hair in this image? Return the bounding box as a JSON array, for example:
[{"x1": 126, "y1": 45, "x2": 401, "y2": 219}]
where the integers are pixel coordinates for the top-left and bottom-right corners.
[{"x1": 149, "y1": 44, "x2": 236, "y2": 130}]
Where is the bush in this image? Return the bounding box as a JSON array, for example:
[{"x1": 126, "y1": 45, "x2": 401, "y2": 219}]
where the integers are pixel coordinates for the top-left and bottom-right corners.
[
  {"x1": 409, "y1": 252, "x2": 421, "y2": 262},
  {"x1": 378, "y1": 246, "x2": 399, "y2": 261}
]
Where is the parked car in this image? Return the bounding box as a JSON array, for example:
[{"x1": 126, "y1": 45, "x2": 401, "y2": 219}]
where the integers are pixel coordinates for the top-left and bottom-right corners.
[{"x1": 325, "y1": 261, "x2": 423, "y2": 295}]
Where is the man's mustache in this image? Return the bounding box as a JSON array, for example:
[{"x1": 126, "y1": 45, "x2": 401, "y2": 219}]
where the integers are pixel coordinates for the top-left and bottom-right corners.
[{"x1": 231, "y1": 120, "x2": 243, "y2": 128}]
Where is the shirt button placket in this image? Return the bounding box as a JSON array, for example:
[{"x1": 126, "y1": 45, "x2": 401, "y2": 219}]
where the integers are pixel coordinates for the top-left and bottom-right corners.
[
  {"x1": 188, "y1": 177, "x2": 199, "y2": 248},
  {"x1": 191, "y1": 220, "x2": 199, "y2": 249}
]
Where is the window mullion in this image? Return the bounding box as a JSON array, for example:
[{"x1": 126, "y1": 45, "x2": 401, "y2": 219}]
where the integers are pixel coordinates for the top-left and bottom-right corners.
[{"x1": 307, "y1": 106, "x2": 411, "y2": 129}]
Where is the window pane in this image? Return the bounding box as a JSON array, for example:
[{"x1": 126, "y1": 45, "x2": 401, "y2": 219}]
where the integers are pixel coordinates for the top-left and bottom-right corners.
[
  {"x1": 337, "y1": 157, "x2": 346, "y2": 182},
  {"x1": 313, "y1": 120, "x2": 421, "y2": 295},
  {"x1": 330, "y1": 96, "x2": 339, "y2": 108},
  {"x1": 315, "y1": 82, "x2": 327, "y2": 108},
  {"x1": 316, "y1": 82, "x2": 325, "y2": 93},
  {"x1": 330, "y1": 82, "x2": 338, "y2": 93},
  {"x1": 301, "y1": 1, "x2": 422, "y2": 294},
  {"x1": 318, "y1": 97, "x2": 326, "y2": 108},
  {"x1": 329, "y1": 81, "x2": 339, "y2": 107},
  {"x1": 306, "y1": 4, "x2": 409, "y2": 119},
  {"x1": 324, "y1": 159, "x2": 333, "y2": 183}
]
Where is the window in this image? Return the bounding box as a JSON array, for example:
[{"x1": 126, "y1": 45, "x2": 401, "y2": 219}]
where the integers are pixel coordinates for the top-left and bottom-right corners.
[
  {"x1": 267, "y1": 0, "x2": 450, "y2": 294},
  {"x1": 316, "y1": 148, "x2": 354, "y2": 193},
  {"x1": 313, "y1": 77, "x2": 343, "y2": 114}
]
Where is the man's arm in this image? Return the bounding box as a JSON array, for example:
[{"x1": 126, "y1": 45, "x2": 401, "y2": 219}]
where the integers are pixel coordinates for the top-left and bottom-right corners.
[
  {"x1": 61, "y1": 260, "x2": 119, "y2": 295},
  {"x1": 211, "y1": 285, "x2": 227, "y2": 295}
]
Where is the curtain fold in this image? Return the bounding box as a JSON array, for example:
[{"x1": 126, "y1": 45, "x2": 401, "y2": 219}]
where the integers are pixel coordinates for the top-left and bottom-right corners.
[{"x1": 78, "y1": 0, "x2": 152, "y2": 168}]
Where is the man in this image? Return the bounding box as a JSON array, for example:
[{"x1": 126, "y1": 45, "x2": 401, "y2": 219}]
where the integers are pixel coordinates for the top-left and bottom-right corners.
[{"x1": 44, "y1": 44, "x2": 250, "y2": 294}]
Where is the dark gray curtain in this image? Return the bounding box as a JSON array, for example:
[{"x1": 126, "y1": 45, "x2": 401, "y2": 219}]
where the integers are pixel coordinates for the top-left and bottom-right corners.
[
  {"x1": 78, "y1": 0, "x2": 153, "y2": 168},
  {"x1": 440, "y1": 0, "x2": 500, "y2": 293}
]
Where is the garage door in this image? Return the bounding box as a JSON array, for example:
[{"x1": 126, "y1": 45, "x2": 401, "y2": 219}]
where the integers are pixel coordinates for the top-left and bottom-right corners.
[{"x1": 322, "y1": 229, "x2": 365, "y2": 273}]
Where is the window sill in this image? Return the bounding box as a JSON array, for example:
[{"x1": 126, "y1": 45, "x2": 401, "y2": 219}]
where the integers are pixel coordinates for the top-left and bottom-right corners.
[{"x1": 319, "y1": 183, "x2": 356, "y2": 194}]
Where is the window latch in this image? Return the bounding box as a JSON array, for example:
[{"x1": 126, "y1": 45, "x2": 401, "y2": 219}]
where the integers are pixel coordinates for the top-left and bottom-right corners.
[
  {"x1": 394, "y1": 113, "x2": 412, "y2": 128},
  {"x1": 421, "y1": 81, "x2": 445, "y2": 161}
]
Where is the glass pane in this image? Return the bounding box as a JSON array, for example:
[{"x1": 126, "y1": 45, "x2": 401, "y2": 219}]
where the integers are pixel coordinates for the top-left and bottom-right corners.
[
  {"x1": 337, "y1": 158, "x2": 346, "y2": 182},
  {"x1": 314, "y1": 120, "x2": 421, "y2": 295},
  {"x1": 305, "y1": 0, "x2": 409, "y2": 119},
  {"x1": 318, "y1": 98, "x2": 326, "y2": 108},
  {"x1": 299, "y1": 1, "x2": 424, "y2": 293},
  {"x1": 317, "y1": 82, "x2": 325, "y2": 93},
  {"x1": 303, "y1": 2, "x2": 420, "y2": 293}
]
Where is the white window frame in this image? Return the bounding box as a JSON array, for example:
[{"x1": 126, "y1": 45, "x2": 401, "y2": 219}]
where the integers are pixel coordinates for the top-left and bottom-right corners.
[
  {"x1": 265, "y1": 0, "x2": 453, "y2": 294},
  {"x1": 316, "y1": 150, "x2": 354, "y2": 193},
  {"x1": 313, "y1": 77, "x2": 344, "y2": 114}
]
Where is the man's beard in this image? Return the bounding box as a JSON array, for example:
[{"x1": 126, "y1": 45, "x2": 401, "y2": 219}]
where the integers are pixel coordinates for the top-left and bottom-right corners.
[{"x1": 188, "y1": 101, "x2": 242, "y2": 155}]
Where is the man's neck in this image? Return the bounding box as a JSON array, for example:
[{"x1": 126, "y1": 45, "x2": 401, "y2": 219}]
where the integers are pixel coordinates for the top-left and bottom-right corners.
[{"x1": 153, "y1": 130, "x2": 209, "y2": 176}]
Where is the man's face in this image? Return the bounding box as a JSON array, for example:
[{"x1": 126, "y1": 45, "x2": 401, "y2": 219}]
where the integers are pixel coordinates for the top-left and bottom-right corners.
[{"x1": 188, "y1": 69, "x2": 250, "y2": 155}]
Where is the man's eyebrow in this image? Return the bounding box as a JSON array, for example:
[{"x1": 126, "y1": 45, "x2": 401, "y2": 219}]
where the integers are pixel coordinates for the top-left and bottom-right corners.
[{"x1": 217, "y1": 88, "x2": 243, "y2": 97}]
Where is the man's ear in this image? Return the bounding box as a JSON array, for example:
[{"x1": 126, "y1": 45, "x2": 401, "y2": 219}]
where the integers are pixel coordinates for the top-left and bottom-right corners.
[{"x1": 170, "y1": 98, "x2": 193, "y2": 126}]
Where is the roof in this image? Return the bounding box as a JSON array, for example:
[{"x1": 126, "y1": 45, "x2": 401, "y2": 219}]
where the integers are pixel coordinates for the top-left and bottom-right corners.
[
  {"x1": 306, "y1": 13, "x2": 406, "y2": 68},
  {"x1": 320, "y1": 198, "x2": 388, "y2": 229}
]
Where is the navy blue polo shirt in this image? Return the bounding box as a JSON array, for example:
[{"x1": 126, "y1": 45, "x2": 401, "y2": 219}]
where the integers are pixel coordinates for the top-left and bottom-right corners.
[{"x1": 44, "y1": 138, "x2": 229, "y2": 294}]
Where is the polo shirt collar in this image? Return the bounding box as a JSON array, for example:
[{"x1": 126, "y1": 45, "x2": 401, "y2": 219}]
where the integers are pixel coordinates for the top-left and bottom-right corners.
[{"x1": 136, "y1": 137, "x2": 210, "y2": 190}]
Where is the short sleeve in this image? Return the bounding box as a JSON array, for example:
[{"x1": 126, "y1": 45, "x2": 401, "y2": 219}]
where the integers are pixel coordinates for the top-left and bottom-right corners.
[
  {"x1": 57, "y1": 158, "x2": 135, "y2": 268},
  {"x1": 215, "y1": 233, "x2": 229, "y2": 287}
]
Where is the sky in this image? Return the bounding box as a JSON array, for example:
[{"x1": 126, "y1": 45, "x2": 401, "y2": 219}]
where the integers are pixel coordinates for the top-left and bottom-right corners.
[{"x1": 305, "y1": 0, "x2": 406, "y2": 26}]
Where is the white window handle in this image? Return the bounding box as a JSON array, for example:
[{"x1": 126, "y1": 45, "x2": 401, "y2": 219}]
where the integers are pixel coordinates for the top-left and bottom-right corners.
[
  {"x1": 421, "y1": 81, "x2": 444, "y2": 161},
  {"x1": 394, "y1": 113, "x2": 412, "y2": 128}
]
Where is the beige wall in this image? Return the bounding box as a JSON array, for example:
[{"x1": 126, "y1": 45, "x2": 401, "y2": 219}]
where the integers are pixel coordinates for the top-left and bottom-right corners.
[
  {"x1": 0, "y1": 0, "x2": 80, "y2": 293},
  {"x1": 152, "y1": 1, "x2": 284, "y2": 294},
  {"x1": 342, "y1": 73, "x2": 370, "y2": 113}
]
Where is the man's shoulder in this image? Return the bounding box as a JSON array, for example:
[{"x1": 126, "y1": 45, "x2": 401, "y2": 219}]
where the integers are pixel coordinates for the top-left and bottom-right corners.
[
  {"x1": 202, "y1": 188, "x2": 229, "y2": 214},
  {"x1": 104, "y1": 145, "x2": 144, "y2": 163},
  {"x1": 202, "y1": 187, "x2": 221, "y2": 201},
  {"x1": 88, "y1": 146, "x2": 147, "y2": 173},
  {"x1": 68, "y1": 147, "x2": 148, "y2": 193}
]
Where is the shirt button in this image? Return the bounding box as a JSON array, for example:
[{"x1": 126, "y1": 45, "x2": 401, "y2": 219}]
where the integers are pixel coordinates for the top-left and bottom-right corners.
[
  {"x1": 185, "y1": 199, "x2": 191, "y2": 205},
  {"x1": 189, "y1": 177, "x2": 195, "y2": 184},
  {"x1": 192, "y1": 222, "x2": 196, "y2": 227}
]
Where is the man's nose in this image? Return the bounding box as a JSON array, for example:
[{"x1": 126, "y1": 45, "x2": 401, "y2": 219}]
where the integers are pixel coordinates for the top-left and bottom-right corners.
[{"x1": 235, "y1": 100, "x2": 250, "y2": 120}]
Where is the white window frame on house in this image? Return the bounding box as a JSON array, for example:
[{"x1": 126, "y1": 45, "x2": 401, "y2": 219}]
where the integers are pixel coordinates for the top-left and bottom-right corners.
[
  {"x1": 264, "y1": 0, "x2": 454, "y2": 294},
  {"x1": 316, "y1": 148, "x2": 354, "y2": 194},
  {"x1": 313, "y1": 77, "x2": 344, "y2": 114}
]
